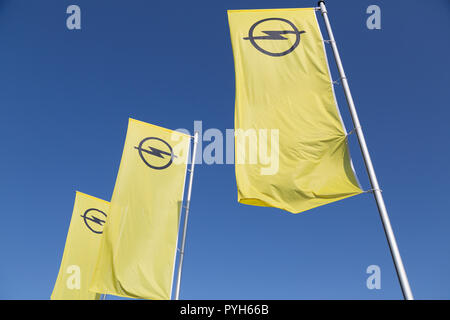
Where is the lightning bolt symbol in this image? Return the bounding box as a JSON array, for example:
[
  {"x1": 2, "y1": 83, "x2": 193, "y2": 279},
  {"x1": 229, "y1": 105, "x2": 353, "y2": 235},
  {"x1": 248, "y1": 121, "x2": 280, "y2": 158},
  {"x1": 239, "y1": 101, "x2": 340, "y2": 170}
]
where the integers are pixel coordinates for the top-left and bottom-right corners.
[
  {"x1": 81, "y1": 215, "x2": 105, "y2": 226},
  {"x1": 244, "y1": 30, "x2": 305, "y2": 40},
  {"x1": 134, "y1": 146, "x2": 176, "y2": 159}
]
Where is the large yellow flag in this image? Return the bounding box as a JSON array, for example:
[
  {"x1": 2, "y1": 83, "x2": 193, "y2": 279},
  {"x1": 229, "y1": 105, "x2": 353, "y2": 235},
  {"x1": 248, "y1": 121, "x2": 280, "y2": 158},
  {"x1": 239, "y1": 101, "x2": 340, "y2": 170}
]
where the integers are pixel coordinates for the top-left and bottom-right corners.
[
  {"x1": 228, "y1": 8, "x2": 362, "y2": 213},
  {"x1": 51, "y1": 192, "x2": 109, "y2": 300},
  {"x1": 90, "y1": 118, "x2": 191, "y2": 300}
]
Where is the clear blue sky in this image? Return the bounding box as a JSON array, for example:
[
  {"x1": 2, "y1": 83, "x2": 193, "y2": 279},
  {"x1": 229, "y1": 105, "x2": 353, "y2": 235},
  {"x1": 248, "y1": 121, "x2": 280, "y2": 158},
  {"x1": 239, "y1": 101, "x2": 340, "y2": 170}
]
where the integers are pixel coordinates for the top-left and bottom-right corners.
[{"x1": 0, "y1": 0, "x2": 449, "y2": 300}]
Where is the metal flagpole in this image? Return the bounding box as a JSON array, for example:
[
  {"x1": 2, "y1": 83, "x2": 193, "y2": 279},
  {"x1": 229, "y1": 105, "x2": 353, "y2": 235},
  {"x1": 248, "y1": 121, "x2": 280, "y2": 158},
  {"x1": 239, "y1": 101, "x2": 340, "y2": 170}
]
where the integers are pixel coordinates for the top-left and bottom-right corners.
[
  {"x1": 174, "y1": 131, "x2": 199, "y2": 300},
  {"x1": 317, "y1": 1, "x2": 413, "y2": 300}
]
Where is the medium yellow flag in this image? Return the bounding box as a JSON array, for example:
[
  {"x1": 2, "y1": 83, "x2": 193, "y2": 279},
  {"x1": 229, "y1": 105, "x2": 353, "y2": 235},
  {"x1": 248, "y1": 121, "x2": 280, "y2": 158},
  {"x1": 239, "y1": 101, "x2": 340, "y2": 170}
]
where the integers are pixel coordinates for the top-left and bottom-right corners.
[
  {"x1": 228, "y1": 8, "x2": 362, "y2": 213},
  {"x1": 51, "y1": 191, "x2": 109, "y2": 300},
  {"x1": 90, "y1": 118, "x2": 191, "y2": 300}
]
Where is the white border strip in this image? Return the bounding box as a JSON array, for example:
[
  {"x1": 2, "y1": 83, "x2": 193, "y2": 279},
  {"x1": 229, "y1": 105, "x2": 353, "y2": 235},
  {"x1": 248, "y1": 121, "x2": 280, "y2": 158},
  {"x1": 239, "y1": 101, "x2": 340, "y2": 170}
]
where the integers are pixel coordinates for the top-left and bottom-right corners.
[
  {"x1": 169, "y1": 138, "x2": 191, "y2": 299},
  {"x1": 314, "y1": 10, "x2": 363, "y2": 189}
]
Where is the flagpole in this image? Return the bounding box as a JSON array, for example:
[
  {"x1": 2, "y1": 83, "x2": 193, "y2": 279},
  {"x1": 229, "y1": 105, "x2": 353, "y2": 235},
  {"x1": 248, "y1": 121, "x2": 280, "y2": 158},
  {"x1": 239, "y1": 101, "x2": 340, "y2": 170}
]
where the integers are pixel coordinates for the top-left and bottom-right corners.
[
  {"x1": 174, "y1": 131, "x2": 199, "y2": 300},
  {"x1": 317, "y1": 1, "x2": 413, "y2": 300}
]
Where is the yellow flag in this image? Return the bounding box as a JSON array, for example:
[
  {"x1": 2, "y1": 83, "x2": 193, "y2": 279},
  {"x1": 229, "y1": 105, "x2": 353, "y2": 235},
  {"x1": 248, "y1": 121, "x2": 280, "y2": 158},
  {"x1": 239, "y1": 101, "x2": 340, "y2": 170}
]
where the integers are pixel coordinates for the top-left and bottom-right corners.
[
  {"x1": 228, "y1": 8, "x2": 362, "y2": 213},
  {"x1": 90, "y1": 118, "x2": 190, "y2": 300},
  {"x1": 51, "y1": 192, "x2": 109, "y2": 300}
]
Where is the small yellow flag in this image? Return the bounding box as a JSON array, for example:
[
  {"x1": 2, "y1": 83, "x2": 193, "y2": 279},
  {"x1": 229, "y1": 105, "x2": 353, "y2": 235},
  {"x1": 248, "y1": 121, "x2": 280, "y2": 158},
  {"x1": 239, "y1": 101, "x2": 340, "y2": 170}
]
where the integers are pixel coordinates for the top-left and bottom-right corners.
[
  {"x1": 228, "y1": 8, "x2": 362, "y2": 213},
  {"x1": 51, "y1": 191, "x2": 109, "y2": 300},
  {"x1": 90, "y1": 118, "x2": 191, "y2": 300}
]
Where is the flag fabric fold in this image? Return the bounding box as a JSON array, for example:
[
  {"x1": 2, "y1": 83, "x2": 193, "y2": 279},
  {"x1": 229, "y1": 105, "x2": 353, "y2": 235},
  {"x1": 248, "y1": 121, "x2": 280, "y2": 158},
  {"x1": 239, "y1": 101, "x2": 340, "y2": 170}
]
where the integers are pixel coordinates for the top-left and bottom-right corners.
[
  {"x1": 89, "y1": 118, "x2": 190, "y2": 300},
  {"x1": 51, "y1": 191, "x2": 109, "y2": 300},
  {"x1": 228, "y1": 8, "x2": 362, "y2": 213}
]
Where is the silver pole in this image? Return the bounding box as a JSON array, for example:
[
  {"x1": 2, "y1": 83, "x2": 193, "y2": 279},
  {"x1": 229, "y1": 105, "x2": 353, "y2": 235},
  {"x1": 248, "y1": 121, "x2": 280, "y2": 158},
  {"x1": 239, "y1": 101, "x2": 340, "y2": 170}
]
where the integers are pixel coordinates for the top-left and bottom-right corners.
[
  {"x1": 318, "y1": 1, "x2": 413, "y2": 300},
  {"x1": 174, "y1": 131, "x2": 199, "y2": 300}
]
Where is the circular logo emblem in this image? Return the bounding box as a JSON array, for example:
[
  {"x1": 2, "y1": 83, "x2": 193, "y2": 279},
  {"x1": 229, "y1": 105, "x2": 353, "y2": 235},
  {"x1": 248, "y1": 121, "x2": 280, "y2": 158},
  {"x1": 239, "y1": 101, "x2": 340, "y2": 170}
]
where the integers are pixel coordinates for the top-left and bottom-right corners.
[
  {"x1": 134, "y1": 137, "x2": 176, "y2": 170},
  {"x1": 81, "y1": 208, "x2": 107, "y2": 234},
  {"x1": 243, "y1": 18, "x2": 306, "y2": 57}
]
